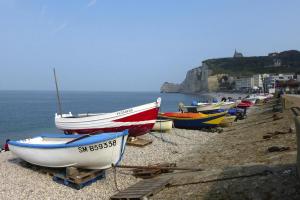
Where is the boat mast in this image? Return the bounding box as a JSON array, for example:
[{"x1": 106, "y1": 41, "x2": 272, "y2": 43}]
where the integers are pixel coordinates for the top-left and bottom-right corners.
[{"x1": 53, "y1": 68, "x2": 63, "y2": 116}]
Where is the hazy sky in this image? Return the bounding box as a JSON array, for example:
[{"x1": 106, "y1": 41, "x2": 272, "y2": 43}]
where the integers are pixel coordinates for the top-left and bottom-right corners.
[{"x1": 0, "y1": 0, "x2": 299, "y2": 91}]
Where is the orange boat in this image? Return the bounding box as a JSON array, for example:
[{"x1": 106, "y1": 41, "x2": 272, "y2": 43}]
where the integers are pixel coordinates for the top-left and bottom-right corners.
[
  {"x1": 158, "y1": 112, "x2": 226, "y2": 129},
  {"x1": 160, "y1": 112, "x2": 208, "y2": 118}
]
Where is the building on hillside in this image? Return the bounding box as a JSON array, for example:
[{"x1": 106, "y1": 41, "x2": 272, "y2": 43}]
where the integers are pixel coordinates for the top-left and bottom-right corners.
[
  {"x1": 264, "y1": 74, "x2": 294, "y2": 90},
  {"x1": 268, "y1": 52, "x2": 279, "y2": 57},
  {"x1": 253, "y1": 74, "x2": 263, "y2": 88},
  {"x1": 233, "y1": 49, "x2": 243, "y2": 58},
  {"x1": 273, "y1": 59, "x2": 282, "y2": 67},
  {"x1": 234, "y1": 76, "x2": 254, "y2": 90}
]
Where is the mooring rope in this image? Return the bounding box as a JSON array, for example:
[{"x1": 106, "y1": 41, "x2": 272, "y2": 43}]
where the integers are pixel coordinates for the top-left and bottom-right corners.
[
  {"x1": 113, "y1": 166, "x2": 120, "y2": 192},
  {"x1": 149, "y1": 132, "x2": 177, "y2": 145},
  {"x1": 168, "y1": 169, "x2": 273, "y2": 188}
]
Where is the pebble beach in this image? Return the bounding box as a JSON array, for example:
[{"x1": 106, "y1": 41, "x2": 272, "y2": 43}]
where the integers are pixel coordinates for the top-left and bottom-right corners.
[
  {"x1": 2, "y1": 97, "x2": 300, "y2": 200},
  {"x1": 0, "y1": 129, "x2": 217, "y2": 200}
]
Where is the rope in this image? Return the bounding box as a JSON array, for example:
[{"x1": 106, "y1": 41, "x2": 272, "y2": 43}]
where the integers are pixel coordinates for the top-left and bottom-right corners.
[
  {"x1": 112, "y1": 133, "x2": 127, "y2": 192},
  {"x1": 113, "y1": 166, "x2": 120, "y2": 192},
  {"x1": 291, "y1": 107, "x2": 300, "y2": 116},
  {"x1": 149, "y1": 132, "x2": 177, "y2": 145},
  {"x1": 168, "y1": 169, "x2": 273, "y2": 188},
  {"x1": 173, "y1": 130, "x2": 193, "y2": 140}
]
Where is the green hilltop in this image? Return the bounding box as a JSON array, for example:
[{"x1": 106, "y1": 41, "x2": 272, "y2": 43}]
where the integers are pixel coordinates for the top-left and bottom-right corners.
[{"x1": 203, "y1": 50, "x2": 300, "y2": 76}]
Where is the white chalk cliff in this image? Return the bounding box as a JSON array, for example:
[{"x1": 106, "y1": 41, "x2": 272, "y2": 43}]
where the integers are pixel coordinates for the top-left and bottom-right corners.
[{"x1": 160, "y1": 63, "x2": 210, "y2": 93}]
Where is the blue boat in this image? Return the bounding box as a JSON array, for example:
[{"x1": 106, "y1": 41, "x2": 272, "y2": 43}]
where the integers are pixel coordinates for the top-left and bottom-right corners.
[
  {"x1": 159, "y1": 112, "x2": 226, "y2": 129},
  {"x1": 8, "y1": 130, "x2": 129, "y2": 169}
]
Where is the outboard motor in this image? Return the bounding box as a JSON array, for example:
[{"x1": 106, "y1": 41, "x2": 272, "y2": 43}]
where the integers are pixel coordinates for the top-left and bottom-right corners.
[
  {"x1": 228, "y1": 108, "x2": 237, "y2": 115},
  {"x1": 191, "y1": 100, "x2": 198, "y2": 106}
]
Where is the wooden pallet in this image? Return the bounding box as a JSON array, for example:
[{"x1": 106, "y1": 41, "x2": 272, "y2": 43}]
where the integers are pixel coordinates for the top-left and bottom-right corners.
[
  {"x1": 19, "y1": 161, "x2": 106, "y2": 190},
  {"x1": 132, "y1": 163, "x2": 176, "y2": 179},
  {"x1": 53, "y1": 168, "x2": 106, "y2": 190},
  {"x1": 127, "y1": 137, "x2": 153, "y2": 147},
  {"x1": 110, "y1": 177, "x2": 172, "y2": 200}
]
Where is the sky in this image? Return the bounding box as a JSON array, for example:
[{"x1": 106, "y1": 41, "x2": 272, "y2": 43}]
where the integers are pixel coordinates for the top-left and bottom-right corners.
[{"x1": 0, "y1": 0, "x2": 300, "y2": 91}]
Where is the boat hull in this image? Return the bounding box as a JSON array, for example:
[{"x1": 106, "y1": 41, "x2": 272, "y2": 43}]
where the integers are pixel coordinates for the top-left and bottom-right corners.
[
  {"x1": 220, "y1": 115, "x2": 236, "y2": 127},
  {"x1": 180, "y1": 102, "x2": 235, "y2": 114},
  {"x1": 220, "y1": 102, "x2": 236, "y2": 110},
  {"x1": 159, "y1": 112, "x2": 226, "y2": 129},
  {"x1": 8, "y1": 132, "x2": 128, "y2": 169},
  {"x1": 197, "y1": 105, "x2": 221, "y2": 112},
  {"x1": 55, "y1": 98, "x2": 161, "y2": 137},
  {"x1": 151, "y1": 119, "x2": 173, "y2": 132}
]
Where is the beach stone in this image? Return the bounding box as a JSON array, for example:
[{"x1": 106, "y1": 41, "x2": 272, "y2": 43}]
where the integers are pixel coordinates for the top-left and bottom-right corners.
[{"x1": 0, "y1": 128, "x2": 216, "y2": 200}]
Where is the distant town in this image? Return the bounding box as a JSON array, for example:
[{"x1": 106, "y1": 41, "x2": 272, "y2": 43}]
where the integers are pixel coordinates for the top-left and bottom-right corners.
[{"x1": 220, "y1": 73, "x2": 298, "y2": 94}]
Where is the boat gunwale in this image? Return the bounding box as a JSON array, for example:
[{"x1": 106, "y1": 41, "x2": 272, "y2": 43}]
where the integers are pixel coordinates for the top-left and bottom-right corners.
[
  {"x1": 159, "y1": 112, "x2": 227, "y2": 120},
  {"x1": 8, "y1": 130, "x2": 129, "y2": 149},
  {"x1": 55, "y1": 104, "x2": 159, "y2": 123}
]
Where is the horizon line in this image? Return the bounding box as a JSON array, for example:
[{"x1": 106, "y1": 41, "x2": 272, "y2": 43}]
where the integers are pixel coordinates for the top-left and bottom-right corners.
[{"x1": 0, "y1": 89, "x2": 160, "y2": 93}]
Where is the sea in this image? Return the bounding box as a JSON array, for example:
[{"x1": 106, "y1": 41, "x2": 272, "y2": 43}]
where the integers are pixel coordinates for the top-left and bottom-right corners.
[{"x1": 0, "y1": 90, "x2": 213, "y2": 145}]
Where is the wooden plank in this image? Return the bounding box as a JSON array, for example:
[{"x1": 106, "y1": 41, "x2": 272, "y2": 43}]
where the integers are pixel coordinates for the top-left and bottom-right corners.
[
  {"x1": 110, "y1": 177, "x2": 172, "y2": 200},
  {"x1": 127, "y1": 137, "x2": 152, "y2": 147},
  {"x1": 53, "y1": 169, "x2": 105, "y2": 190}
]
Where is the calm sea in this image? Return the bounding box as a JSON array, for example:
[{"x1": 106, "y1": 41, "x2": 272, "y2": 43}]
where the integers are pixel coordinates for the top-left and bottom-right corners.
[{"x1": 0, "y1": 91, "x2": 211, "y2": 145}]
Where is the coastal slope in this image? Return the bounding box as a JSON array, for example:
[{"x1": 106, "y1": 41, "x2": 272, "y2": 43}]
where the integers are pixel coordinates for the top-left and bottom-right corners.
[{"x1": 161, "y1": 50, "x2": 300, "y2": 93}]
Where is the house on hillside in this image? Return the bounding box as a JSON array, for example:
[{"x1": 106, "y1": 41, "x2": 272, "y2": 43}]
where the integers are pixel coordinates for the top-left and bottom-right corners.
[
  {"x1": 233, "y1": 49, "x2": 243, "y2": 58},
  {"x1": 264, "y1": 74, "x2": 294, "y2": 90},
  {"x1": 234, "y1": 76, "x2": 254, "y2": 90},
  {"x1": 253, "y1": 74, "x2": 263, "y2": 88},
  {"x1": 268, "y1": 52, "x2": 279, "y2": 57}
]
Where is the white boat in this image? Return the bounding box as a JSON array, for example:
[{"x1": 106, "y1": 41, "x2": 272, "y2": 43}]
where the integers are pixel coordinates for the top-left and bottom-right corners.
[
  {"x1": 219, "y1": 102, "x2": 237, "y2": 110},
  {"x1": 197, "y1": 103, "x2": 222, "y2": 112},
  {"x1": 244, "y1": 94, "x2": 273, "y2": 104},
  {"x1": 179, "y1": 102, "x2": 221, "y2": 113},
  {"x1": 8, "y1": 131, "x2": 128, "y2": 169},
  {"x1": 55, "y1": 98, "x2": 161, "y2": 137},
  {"x1": 180, "y1": 101, "x2": 230, "y2": 113},
  {"x1": 151, "y1": 119, "x2": 173, "y2": 132}
]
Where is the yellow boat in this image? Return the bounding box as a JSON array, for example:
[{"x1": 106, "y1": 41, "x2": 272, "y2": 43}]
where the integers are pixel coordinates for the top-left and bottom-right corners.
[
  {"x1": 159, "y1": 112, "x2": 226, "y2": 129},
  {"x1": 151, "y1": 119, "x2": 173, "y2": 132},
  {"x1": 219, "y1": 115, "x2": 236, "y2": 127}
]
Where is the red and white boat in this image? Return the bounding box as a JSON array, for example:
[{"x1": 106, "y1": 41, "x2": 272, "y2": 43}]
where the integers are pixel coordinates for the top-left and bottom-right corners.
[{"x1": 55, "y1": 98, "x2": 161, "y2": 137}]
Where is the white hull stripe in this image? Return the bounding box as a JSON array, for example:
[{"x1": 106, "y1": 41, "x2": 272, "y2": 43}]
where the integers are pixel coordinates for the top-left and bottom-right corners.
[{"x1": 56, "y1": 120, "x2": 156, "y2": 130}]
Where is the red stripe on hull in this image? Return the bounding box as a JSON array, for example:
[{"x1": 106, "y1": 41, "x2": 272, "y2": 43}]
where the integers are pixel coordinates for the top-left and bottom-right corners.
[
  {"x1": 64, "y1": 123, "x2": 155, "y2": 137},
  {"x1": 114, "y1": 108, "x2": 159, "y2": 122}
]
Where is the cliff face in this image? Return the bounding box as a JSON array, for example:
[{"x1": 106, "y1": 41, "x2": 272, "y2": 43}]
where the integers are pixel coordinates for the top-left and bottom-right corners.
[
  {"x1": 160, "y1": 64, "x2": 209, "y2": 93},
  {"x1": 160, "y1": 82, "x2": 181, "y2": 93}
]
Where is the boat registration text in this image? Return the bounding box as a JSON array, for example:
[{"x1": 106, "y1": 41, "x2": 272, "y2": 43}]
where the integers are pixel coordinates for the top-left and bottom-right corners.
[
  {"x1": 116, "y1": 108, "x2": 133, "y2": 116},
  {"x1": 78, "y1": 140, "x2": 117, "y2": 153}
]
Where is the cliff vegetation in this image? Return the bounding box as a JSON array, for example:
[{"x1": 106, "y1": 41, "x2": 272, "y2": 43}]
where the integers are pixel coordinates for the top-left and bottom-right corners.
[{"x1": 204, "y1": 50, "x2": 300, "y2": 76}]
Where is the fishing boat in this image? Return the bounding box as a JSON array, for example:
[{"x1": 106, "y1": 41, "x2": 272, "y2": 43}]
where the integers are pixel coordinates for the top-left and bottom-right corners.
[
  {"x1": 151, "y1": 119, "x2": 173, "y2": 132},
  {"x1": 196, "y1": 102, "x2": 222, "y2": 112},
  {"x1": 237, "y1": 100, "x2": 254, "y2": 108},
  {"x1": 158, "y1": 112, "x2": 226, "y2": 129},
  {"x1": 243, "y1": 98, "x2": 257, "y2": 104},
  {"x1": 219, "y1": 115, "x2": 236, "y2": 127},
  {"x1": 178, "y1": 102, "x2": 221, "y2": 113},
  {"x1": 8, "y1": 130, "x2": 128, "y2": 169},
  {"x1": 220, "y1": 101, "x2": 237, "y2": 110},
  {"x1": 179, "y1": 101, "x2": 236, "y2": 114},
  {"x1": 55, "y1": 98, "x2": 161, "y2": 137}
]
